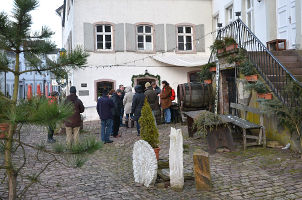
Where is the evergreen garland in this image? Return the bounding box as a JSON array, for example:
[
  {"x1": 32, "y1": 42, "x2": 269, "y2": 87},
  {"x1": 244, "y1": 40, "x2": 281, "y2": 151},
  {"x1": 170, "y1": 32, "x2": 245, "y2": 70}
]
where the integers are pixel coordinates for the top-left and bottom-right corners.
[{"x1": 139, "y1": 98, "x2": 159, "y2": 148}]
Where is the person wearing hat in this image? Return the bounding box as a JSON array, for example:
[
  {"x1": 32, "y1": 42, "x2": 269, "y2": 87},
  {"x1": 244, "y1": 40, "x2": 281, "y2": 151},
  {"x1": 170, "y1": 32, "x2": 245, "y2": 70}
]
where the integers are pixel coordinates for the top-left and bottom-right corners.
[
  {"x1": 47, "y1": 91, "x2": 59, "y2": 143},
  {"x1": 65, "y1": 86, "x2": 85, "y2": 146},
  {"x1": 97, "y1": 89, "x2": 114, "y2": 143},
  {"x1": 144, "y1": 82, "x2": 160, "y2": 125}
]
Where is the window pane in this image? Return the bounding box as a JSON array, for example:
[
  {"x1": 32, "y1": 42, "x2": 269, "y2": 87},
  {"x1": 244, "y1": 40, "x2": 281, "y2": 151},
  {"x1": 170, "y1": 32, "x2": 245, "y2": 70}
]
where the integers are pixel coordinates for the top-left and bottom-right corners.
[
  {"x1": 138, "y1": 35, "x2": 144, "y2": 42},
  {"x1": 97, "y1": 42, "x2": 103, "y2": 49},
  {"x1": 146, "y1": 43, "x2": 152, "y2": 51},
  {"x1": 178, "y1": 27, "x2": 183, "y2": 33},
  {"x1": 138, "y1": 42, "x2": 144, "y2": 49},
  {"x1": 186, "y1": 43, "x2": 192, "y2": 50},
  {"x1": 178, "y1": 43, "x2": 184, "y2": 50},
  {"x1": 105, "y1": 42, "x2": 111, "y2": 49},
  {"x1": 146, "y1": 35, "x2": 152, "y2": 42},
  {"x1": 96, "y1": 26, "x2": 103, "y2": 32},
  {"x1": 105, "y1": 35, "x2": 111, "y2": 42},
  {"x1": 137, "y1": 26, "x2": 143, "y2": 33},
  {"x1": 105, "y1": 25, "x2": 111, "y2": 32},
  {"x1": 97, "y1": 35, "x2": 103, "y2": 42},
  {"x1": 145, "y1": 26, "x2": 151, "y2": 33},
  {"x1": 178, "y1": 36, "x2": 184, "y2": 42},
  {"x1": 185, "y1": 27, "x2": 191, "y2": 33},
  {"x1": 186, "y1": 36, "x2": 192, "y2": 42}
]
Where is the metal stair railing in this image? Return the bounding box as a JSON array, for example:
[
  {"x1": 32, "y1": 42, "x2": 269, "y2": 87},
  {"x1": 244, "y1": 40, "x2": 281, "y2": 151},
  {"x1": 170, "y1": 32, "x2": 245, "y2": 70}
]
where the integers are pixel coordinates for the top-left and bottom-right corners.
[{"x1": 209, "y1": 18, "x2": 302, "y2": 107}]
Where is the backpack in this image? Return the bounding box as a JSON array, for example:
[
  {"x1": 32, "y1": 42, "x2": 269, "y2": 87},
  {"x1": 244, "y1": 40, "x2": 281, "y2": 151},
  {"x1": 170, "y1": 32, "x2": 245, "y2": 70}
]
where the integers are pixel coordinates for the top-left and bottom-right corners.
[{"x1": 170, "y1": 89, "x2": 176, "y2": 101}]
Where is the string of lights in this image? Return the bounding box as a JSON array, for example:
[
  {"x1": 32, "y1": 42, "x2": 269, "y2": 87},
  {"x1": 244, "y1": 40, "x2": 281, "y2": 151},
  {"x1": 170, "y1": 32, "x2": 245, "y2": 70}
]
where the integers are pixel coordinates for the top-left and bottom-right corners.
[{"x1": 84, "y1": 28, "x2": 218, "y2": 69}]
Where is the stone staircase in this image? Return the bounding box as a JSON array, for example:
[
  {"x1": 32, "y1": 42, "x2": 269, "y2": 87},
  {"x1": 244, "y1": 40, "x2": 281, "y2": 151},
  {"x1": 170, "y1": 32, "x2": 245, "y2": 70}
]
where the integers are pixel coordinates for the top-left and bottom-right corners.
[{"x1": 271, "y1": 50, "x2": 302, "y2": 82}]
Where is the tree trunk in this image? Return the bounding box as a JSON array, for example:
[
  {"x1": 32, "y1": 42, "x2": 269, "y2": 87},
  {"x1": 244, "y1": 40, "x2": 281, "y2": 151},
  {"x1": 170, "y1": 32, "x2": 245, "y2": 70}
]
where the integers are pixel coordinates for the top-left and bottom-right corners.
[{"x1": 5, "y1": 53, "x2": 20, "y2": 200}]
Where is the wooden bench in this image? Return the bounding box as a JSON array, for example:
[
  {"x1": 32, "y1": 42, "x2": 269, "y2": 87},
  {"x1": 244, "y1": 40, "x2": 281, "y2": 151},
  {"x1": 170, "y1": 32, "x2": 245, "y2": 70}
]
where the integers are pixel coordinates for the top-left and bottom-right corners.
[
  {"x1": 266, "y1": 39, "x2": 286, "y2": 51},
  {"x1": 220, "y1": 103, "x2": 266, "y2": 150}
]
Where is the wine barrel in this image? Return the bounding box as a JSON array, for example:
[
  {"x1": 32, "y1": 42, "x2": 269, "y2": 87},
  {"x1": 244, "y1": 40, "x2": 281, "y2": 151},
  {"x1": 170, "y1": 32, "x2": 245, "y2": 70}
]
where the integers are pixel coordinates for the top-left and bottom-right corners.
[{"x1": 177, "y1": 82, "x2": 213, "y2": 110}]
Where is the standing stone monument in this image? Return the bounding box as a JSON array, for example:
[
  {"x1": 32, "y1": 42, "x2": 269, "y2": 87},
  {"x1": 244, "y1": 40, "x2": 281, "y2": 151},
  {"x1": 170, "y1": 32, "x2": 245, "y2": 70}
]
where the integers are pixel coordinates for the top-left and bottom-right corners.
[
  {"x1": 133, "y1": 140, "x2": 158, "y2": 187},
  {"x1": 193, "y1": 149, "x2": 211, "y2": 191},
  {"x1": 169, "y1": 127, "x2": 184, "y2": 191}
]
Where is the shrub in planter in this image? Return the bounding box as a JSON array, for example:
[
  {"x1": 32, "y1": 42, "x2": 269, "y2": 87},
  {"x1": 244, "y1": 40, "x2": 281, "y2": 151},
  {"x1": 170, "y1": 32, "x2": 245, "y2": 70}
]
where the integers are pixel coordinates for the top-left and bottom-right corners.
[
  {"x1": 224, "y1": 37, "x2": 238, "y2": 51},
  {"x1": 239, "y1": 61, "x2": 258, "y2": 82},
  {"x1": 226, "y1": 49, "x2": 247, "y2": 65},
  {"x1": 245, "y1": 81, "x2": 272, "y2": 99},
  {"x1": 193, "y1": 111, "x2": 225, "y2": 137},
  {"x1": 210, "y1": 39, "x2": 225, "y2": 54},
  {"x1": 199, "y1": 63, "x2": 213, "y2": 84},
  {"x1": 139, "y1": 98, "x2": 160, "y2": 159}
]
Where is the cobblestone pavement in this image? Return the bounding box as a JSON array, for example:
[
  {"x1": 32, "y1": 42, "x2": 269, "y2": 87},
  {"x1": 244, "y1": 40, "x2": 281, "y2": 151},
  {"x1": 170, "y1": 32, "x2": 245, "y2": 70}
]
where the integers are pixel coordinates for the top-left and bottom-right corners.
[{"x1": 1, "y1": 121, "x2": 302, "y2": 200}]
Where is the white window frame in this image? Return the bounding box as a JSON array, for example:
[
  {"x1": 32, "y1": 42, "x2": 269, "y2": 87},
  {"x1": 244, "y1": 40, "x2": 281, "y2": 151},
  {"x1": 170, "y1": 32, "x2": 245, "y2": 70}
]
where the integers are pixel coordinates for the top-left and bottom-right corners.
[
  {"x1": 246, "y1": 0, "x2": 254, "y2": 30},
  {"x1": 136, "y1": 24, "x2": 153, "y2": 52},
  {"x1": 177, "y1": 25, "x2": 194, "y2": 52},
  {"x1": 95, "y1": 24, "x2": 113, "y2": 51},
  {"x1": 226, "y1": 5, "x2": 234, "y2": 24}
]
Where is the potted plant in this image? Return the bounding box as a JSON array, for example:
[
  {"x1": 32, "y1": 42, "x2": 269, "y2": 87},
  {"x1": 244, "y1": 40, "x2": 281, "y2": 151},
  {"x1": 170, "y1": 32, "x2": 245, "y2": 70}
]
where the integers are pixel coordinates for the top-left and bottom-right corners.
[
  {"x1": 193, "y1": 111, "x2": 225, "y2": 137},
  {"x1": 139, "y1": 98, "x2": 160, "y2": 160},
  {"x1": 0, "y1": 94, "x2": 11, "y2": 139},
  {"x1": 224, "y1": 37, "x2": 238, "y2": 51},
  {"x1": 207, "y1": 62, "x2": 216, "y2": 72},
  {"x1": 226, "y1": 49, "x2": 247, "y2": 65},
  {"x1": 239, "y1": 61, "x2": 258, "y2": 82},
  {"x1": 210, "y1": 39, "x2": 225, "y2": 54},
  {"x1": 245, "y1": 81, "x2": 273, "y2": 100},
  {"x1": 199, "y1": 63, "x2": 213, "y2": 84}
]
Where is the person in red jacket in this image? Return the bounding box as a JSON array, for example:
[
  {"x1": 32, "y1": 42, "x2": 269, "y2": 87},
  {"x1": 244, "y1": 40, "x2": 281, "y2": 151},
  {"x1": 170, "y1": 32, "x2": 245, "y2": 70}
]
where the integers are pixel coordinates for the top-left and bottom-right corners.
[
  {"x1": 160, "y1": 80, "x2": 172, "y2": 124},
  {"x1": 47, "y1": 91, "x2": 59, "y2": 143}
]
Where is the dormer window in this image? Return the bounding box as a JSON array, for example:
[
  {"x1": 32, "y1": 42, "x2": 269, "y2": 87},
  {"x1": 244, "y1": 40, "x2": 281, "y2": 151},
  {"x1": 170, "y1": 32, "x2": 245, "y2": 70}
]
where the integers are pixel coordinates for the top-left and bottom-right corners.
[{"x1": 96, "y1": 24, "x2": 113, "y2": 51}]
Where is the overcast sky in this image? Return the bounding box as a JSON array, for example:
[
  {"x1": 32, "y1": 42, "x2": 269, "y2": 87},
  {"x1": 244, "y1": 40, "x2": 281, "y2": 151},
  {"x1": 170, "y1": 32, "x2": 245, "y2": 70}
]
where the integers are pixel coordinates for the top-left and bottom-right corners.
[{"x1": 0, "y1": 0, "x2": 63, "y2": 47}]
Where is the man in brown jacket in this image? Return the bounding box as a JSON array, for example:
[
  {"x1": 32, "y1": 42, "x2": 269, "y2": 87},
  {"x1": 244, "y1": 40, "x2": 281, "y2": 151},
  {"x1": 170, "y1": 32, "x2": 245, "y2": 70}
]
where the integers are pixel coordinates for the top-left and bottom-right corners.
[
  {"x1": 160, "y1": 80, "x2": 172, "y2": 124},
  {"x1": 65, "y1": 86, "x2": 85, "y2": 146},
  {"x1": 145, "y1": 82, "x2": 160, "y2": 125}
]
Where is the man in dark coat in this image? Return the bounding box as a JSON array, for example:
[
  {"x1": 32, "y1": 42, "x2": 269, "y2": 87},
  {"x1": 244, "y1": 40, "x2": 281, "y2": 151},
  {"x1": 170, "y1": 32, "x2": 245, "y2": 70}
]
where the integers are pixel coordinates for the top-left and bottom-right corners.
[
  {"x1": 97, "y1": 90, "x2": 114, "y2": 143},
  {"x1": 144, "y1": 82, "x2": 160, "y2": 125},
  {"x1": 131, "y1": 85, "x2": 145, "y2": 136},
  {"x1": 65, "y1": 86, "x2": 85, "y2": 146},
  {"x1": 111, "y1": 89, "x2": 123, "y2": 138},
  {"x1": 151, "y1": 81, "x2": 161, "y2": 95}
]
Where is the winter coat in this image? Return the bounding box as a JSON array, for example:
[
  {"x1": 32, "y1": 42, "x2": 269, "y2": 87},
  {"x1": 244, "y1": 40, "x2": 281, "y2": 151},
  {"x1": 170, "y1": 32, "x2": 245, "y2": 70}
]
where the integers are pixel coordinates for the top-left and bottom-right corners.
[
  {"x1": 97, "y1": 95, "x2": 114, "y2": 120},
  {"x1": 160, "y1": 85, "x2": 172, "y2": 109},
  {"x1": 131, "y1": 85, "x2": 145, "y2": 121},
  {"x1": 153, "y1": 86, "x2": 161, "y2": 95},
  {"x1": 65, "y1": 93, "x2": 85, "y2": 128},
  {"x1": 123, "y1": 86, "x2": 133, "y2": 114},
  {"x1": 111, "y1": 93, "x2": 123, "y2": 117},
  {"x1": 145, "y1": 87, "x2": 159, "y2": 111}
]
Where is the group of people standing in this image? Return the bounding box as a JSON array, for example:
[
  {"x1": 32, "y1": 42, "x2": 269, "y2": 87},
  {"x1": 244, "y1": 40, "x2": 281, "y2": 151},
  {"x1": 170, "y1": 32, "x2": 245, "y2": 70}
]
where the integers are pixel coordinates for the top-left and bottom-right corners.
[{"x1": 97, "y1": 81, "x2": 173, "y2": 144}]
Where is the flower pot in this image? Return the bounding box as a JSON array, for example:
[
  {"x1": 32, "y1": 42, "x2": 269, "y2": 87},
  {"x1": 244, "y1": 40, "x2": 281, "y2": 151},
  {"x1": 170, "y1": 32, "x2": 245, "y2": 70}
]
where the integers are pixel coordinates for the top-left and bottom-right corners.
[
  {"x1": 204, "y1": 79, "x2": 212, "y2": 84},
  {"x1": 257, "y1": 93, "x2": 273, "y2": 100},
  {"x1": 209, "y1": 67, "x2": 216, "y2": 72},
  {"x1": 0, "y1": 123, "x2": 9, "y2": 139},
  {"x1": 153, "y1": 147, "x2": 160, "y2": 160},
  {"x1": 217, "y1": 48, "x2": 225, "y2": 54},
  {"x1": 245, "y1": 74, "x2": 258, "y2": 82},
  {"x1": 226, "y1": 44, "x2": 238, "y2": 51}
]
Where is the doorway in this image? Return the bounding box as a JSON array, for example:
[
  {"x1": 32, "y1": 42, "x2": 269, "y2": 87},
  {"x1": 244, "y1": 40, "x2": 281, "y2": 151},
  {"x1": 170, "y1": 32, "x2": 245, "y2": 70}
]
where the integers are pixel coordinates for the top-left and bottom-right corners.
[
  {"x1": 277, "y1": 0, "x2": 296, "y2": 49},
  {"x1": 137, "y1": 78, "x2": 156, "y2": 91},
  {"x1": 96, "y1": 81, "x2": 114, "y2": 99}
]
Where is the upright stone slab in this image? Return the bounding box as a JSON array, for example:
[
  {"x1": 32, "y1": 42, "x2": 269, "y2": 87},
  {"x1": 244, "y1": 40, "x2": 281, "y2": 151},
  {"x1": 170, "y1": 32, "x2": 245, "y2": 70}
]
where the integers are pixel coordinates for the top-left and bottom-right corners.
[
  {"x1": 193, "y1": 149, "x2": 211, "y2": 191},
  {"x1": 169, "y1": 127, "x2": 184, "y2": 191},
  {"x1": 133, "y1": 140, "x2": 158, "y2": 187}
]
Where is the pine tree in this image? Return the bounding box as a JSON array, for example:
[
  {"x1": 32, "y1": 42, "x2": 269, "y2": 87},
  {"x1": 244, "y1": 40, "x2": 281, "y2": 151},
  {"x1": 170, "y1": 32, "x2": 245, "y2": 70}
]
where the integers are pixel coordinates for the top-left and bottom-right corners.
[
  {"x1": 139, "y1": 98, "x2": 159, "y2": 148},
  {"x1": 0, "y1": 1, "x2": 89, "y2": 199}
]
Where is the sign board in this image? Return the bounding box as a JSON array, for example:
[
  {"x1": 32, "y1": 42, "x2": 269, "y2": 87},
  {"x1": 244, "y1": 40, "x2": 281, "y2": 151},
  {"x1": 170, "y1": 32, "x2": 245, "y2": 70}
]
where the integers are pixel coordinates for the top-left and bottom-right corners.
[
  {"x1": 79, "y1": 90, "x2": 89, "y2": 96},
  {"x1": 81, "y1": 83, "x2": 87, "y2": 87}
]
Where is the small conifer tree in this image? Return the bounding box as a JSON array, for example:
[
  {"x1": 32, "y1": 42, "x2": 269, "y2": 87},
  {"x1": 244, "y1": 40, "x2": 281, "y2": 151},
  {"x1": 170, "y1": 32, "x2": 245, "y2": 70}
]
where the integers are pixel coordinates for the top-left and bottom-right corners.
[{"x1": 139, "y1": 98, "x2": 159, "y2": 148}]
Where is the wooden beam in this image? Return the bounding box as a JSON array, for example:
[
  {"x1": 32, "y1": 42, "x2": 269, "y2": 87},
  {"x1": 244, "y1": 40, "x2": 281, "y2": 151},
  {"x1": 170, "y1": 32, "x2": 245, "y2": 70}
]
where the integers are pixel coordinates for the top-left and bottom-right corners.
[{"x1": 193, "y1": 149, "x2": 211, "y2": 191}]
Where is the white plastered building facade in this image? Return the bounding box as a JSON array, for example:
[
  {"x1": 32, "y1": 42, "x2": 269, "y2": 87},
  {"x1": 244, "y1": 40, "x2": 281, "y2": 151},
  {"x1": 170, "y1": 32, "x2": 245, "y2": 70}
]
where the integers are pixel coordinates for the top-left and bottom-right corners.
[{"x1": 57, "y1": 0, "x2": 213, "y2": 121}]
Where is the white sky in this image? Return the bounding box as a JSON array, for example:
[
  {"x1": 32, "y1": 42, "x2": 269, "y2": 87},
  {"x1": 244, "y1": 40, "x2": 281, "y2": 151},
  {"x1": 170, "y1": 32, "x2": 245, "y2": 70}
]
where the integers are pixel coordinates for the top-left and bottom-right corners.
[{"x1": 0, "y1": 0, "x2": 63, "y2": 47}]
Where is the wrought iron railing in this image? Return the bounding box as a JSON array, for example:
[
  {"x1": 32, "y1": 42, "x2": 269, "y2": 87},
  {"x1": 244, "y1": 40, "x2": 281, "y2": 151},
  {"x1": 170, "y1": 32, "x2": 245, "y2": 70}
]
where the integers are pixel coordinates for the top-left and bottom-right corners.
[{"x1": 209, "y1": 18, "x2": 302, "y2": 107}]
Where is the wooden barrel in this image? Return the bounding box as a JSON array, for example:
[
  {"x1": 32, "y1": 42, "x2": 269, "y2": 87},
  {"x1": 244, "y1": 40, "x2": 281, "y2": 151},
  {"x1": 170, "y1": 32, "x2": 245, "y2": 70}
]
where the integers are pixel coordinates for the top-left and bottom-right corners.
[{"x1": 177, "y1": 83, "x2": 213, "y2": 110}]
